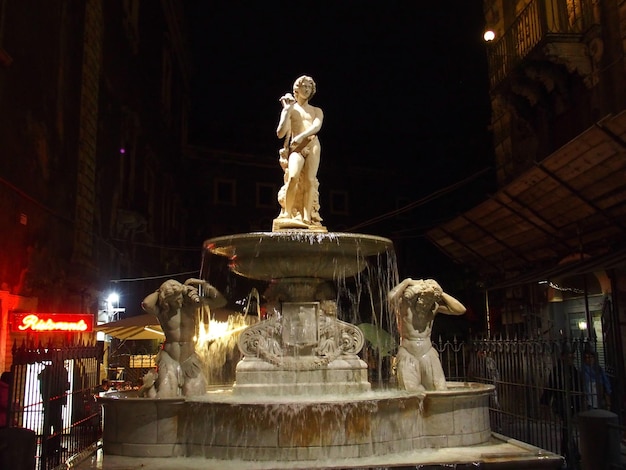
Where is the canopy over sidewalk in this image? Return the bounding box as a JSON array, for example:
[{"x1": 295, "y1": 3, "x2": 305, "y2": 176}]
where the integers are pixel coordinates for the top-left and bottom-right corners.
[{"x1": 95, "y1": 313, "x2": 163, "y2": 340}]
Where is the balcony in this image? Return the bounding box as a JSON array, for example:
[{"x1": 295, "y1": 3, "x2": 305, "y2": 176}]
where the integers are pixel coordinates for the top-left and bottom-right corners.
[{"x1": 487, "y1": 0, "x2": 595, "y2": 88}]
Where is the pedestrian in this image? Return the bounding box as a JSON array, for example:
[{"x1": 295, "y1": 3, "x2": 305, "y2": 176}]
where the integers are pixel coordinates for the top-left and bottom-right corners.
[
  {"x1": 38, "y1": 360, "x2": 69, "y2": 463},
  {"x1": 582, "y1": 350, "x2": 612, "y2": 410},
  {"x1": 542, "y1": 347, "x2": 583, "y2": 467},
  {"x1": 0, "y1": 371, "x2": 11, "y2": 427},
  {"x1": 94, "y1": 379, "x2": 109, "y2": 395}
]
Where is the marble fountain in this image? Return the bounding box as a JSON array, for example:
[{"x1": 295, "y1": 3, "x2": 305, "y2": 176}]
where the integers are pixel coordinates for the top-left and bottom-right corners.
[
  {"x1": 98, "y1": 232, "x2": 499, "y2": 464},
  {"x1": 96, "y1": 76, "x2": 562, "y2": 469},
  {"x1": 97, "y1": 231, "x2": 562, "y2": 469}
]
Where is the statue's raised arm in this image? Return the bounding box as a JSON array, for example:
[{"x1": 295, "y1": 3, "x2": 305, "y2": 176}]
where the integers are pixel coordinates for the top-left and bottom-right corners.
[
  {"x1": 390, "y1": 278, "x2": 466, "y2": 392},
  {"x1": 140, "y1": 279, "x2": 225, "y2": 397}
]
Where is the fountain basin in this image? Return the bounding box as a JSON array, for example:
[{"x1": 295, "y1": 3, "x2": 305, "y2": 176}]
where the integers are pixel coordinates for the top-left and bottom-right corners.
[
  {"x1": 205, "y1": 232, "x2": 394, "y2": 280},
  {"x1": 98, "y1": 393, "x2": 185, "y2": 457},
  {"x1": 98, "y1": 382, "x2": 494, "y2": 461}
]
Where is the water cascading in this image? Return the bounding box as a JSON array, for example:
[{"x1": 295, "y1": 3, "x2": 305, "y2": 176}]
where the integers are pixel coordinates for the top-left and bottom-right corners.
[{"x1": 203, "y1": 231, "x2": 399, "y2": 397}]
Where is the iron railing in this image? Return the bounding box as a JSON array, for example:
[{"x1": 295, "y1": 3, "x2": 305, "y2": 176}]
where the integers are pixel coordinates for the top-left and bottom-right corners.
[
  {"x1": 7, "y1": 340, "x2": 103, "y2": 470},
  {"x1": 4, "y1": 334, "x2": 619, "y2": 469},
  {"x1": 466, "y1": 336, "x2": 618, "y2": 469}
]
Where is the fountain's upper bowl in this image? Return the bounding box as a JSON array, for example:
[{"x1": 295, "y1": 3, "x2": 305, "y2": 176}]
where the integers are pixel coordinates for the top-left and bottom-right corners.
[{"x1": 205, "y1": 231, "x2": 394, "y2": 281}]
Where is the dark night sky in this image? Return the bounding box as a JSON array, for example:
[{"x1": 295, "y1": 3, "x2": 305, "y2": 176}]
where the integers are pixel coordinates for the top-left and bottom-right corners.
[
  {"x1": 184, "y1": 1, "x2": 494, "y2": 181},
  {"x1": 178, "y1": 2, "x2": 494, "y2": 316}
]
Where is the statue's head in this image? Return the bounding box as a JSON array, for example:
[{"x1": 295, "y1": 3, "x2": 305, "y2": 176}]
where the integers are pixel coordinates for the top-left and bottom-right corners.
[
  {"x1": 293, "y1": 75, "x2": 316, "y2": 100},
  {"x1": 399, "y1": 279, "x2": 443, "y2": 313},
  {"x1": 320, "y1": 300, "x2": 338, "y2": 317},
  {"x1": 158, "y1": 279, "x2": 184, "y2": 311}
]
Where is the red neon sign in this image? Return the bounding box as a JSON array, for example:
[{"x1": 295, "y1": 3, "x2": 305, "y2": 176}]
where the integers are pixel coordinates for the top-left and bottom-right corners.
[{"x1": 11, "y1": 313, "x2": 94, "y2": 333}]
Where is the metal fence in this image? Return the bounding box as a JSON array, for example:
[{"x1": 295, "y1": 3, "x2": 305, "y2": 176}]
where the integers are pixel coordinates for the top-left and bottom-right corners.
[
  {"x1": 3, "y1": 335, "x2": 619, "y2": 469},
  {"x1": 6, "y1": 339, "x2": 103, "y2": 470},
  {"x1": 434, "y1": 336, "x2": 620, "y2": 470}
]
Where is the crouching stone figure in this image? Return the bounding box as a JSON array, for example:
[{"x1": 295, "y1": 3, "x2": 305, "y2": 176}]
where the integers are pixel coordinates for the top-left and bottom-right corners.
[
  {"x1": 389, "y1": 278, "x2": 466, "y2": 391},
  {"x1": 142, "y1": 278, "x2": 226, "y2": 397}
]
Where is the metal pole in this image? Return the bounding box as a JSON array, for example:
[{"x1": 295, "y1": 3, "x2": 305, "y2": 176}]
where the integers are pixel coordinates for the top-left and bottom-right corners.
[{"x1": 485, "y1": 289, "x2": 491, "y2": 337}]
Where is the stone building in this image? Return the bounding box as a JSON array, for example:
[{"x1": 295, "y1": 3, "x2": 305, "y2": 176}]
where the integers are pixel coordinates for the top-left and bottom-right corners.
[
  {"x1": 0, "y1": 0, "x2": 193, "y2": 371},
  {"x1": 428, "y1": 0, "x2": 626, "y2": 388}
]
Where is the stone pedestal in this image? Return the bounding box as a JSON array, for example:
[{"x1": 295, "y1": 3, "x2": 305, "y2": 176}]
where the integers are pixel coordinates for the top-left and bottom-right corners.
[
  {"x1": 578, "y1": 409, "x2": 621, "y2": 470},
  {"x1": 234, "y1": 356, "x2": 370, "y2": 395}
]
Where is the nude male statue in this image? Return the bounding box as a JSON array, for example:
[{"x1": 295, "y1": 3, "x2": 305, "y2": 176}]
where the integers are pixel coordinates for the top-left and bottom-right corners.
[
  {"x1": 141, "y1": 278, "x2": 226, "y2": 397},
  {"x1": 273, "y1": 75, "x2": 325, "y2": 231},
  {"x1": 389, "y1": 278, "x2": 466, "y2": 391}
]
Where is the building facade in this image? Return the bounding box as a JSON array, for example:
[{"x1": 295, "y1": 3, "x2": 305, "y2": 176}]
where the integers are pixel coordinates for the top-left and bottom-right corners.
[
  {"x1": 428, "y1": 0, "x2": 626, "y2": 408},
  {"x1": 0, "y1": 0, "x2": 193, "y2": 372}
]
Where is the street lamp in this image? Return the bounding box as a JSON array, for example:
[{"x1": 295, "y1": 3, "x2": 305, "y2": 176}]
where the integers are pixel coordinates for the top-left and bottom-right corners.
[
  {"x1": 106, "y1": 292, "x2": 124, "y2": 321},
  {"x1": 107, "y1": 292, "x2": 119, "y2": 307}
]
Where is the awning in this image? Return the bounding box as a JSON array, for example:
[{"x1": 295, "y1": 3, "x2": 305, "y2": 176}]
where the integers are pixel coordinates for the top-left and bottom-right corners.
[
  {"x1": 95, "y1": 313, "x2": 163, "y2": 340},
  {"x1": 426, "y1": 111, "x2": 626, "y2": 285},
  {"x1": 487, "y1": 245, "x2": 626, "y2": 290},
  {"x1": 95, "y1": 306, "x2": 238, "y2": 340}
]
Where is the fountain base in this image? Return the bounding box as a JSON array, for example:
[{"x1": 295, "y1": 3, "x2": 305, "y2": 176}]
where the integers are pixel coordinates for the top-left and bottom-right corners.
[
  {"x1": 78, "y1": 433, "x2": 564, "y2": 469},
  {"x1": 187, "y1": 382, "x2": 492, "y2": 461},
  {"x1": 234, "y1": 356, "x2": 370, "y2": 395},
  {"x1": 99, "y1": 382, "x2": 494, "y2": 462},
  {"x1": 98, "y1": 397, "x2": 186, "y2": 457}
]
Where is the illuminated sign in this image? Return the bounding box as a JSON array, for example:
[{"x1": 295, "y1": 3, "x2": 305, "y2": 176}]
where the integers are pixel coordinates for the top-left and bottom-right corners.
[{"x1": 11, "y1": 313, "x2": 94, "y2": 333}]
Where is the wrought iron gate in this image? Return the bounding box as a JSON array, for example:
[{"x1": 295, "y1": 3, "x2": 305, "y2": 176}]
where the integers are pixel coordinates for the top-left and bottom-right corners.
[
  {"x1": 6, "y1": 340, "x2": 103, "y2": 470},
  {"x1": 464, "y1": 336, "x2": 617, "y2": 469}
]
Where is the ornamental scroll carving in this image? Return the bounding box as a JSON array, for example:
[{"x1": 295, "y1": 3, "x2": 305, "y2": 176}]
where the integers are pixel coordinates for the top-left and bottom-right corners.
[{"x1": 237, "y1": 307, "x2": 365, "y2": 370}]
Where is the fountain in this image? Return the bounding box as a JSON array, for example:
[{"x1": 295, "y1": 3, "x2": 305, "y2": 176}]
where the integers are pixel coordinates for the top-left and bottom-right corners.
[{"x1": 96, "y1": 76, "x2": 562, "y2": 469}]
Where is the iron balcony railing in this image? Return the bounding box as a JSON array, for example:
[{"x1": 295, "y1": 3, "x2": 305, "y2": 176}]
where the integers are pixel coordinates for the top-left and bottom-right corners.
[{"x1": 487, "y1": 0, "x2": 595, "y2": 88}]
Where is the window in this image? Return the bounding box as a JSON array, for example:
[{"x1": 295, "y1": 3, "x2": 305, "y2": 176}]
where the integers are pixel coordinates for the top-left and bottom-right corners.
[{"x1": 214, "y1": 178, "x2": 236, "y2": 206}]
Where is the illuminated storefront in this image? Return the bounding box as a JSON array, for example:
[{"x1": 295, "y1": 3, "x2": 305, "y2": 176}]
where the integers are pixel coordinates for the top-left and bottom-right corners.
[{"x1": 4, "y1": 309, "x2": 98, "y2": 434}]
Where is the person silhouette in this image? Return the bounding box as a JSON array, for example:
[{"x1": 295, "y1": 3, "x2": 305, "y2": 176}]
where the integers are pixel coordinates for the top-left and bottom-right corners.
[
  {"x1": 38, "y1": 360, "x2": 69, "y2": 463},
  {"x1": 542, "y1": 347, "x2": 583, "y2": 466},
  {"x1": 0, "y1": 372, "x2": 11, "y2": 428},
  {"x1": 582, "y1": 350, "x2": 611, "y2": 409}
]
